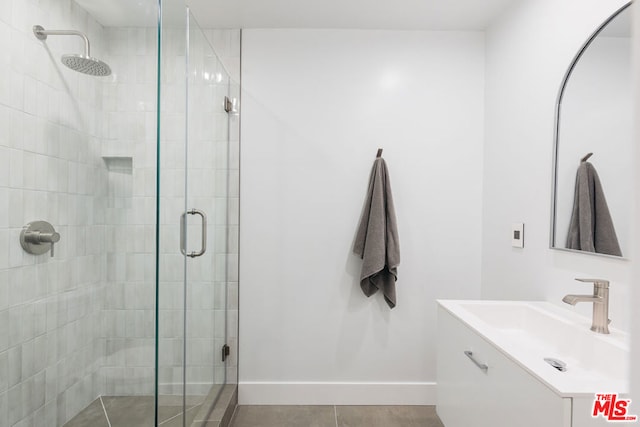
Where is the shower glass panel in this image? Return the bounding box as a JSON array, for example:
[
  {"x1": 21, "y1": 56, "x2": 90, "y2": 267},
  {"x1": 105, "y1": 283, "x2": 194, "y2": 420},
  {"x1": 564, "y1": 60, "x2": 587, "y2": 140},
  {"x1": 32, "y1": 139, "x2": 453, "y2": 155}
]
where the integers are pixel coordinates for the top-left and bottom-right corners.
[
  {"x1": 156, "y1": 3, "x2": 230, "y2": 425},
  {"x1": 156, "y1": 4, "x2": 189, "y2": 422},
  {"x1": 185, "y1": 9, "x2": 230, "y2": 401}
]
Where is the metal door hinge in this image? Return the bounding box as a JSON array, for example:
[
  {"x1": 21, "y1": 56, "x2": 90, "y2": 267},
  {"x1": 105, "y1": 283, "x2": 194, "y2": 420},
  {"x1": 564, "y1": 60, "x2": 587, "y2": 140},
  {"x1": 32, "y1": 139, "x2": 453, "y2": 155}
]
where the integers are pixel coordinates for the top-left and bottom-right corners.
[
  {"x1": 224, "y1": 96, "x2": 238, "y2": 114},
  {"x1": 222, "y1": 344, "x2": 230, "y2": 362}
]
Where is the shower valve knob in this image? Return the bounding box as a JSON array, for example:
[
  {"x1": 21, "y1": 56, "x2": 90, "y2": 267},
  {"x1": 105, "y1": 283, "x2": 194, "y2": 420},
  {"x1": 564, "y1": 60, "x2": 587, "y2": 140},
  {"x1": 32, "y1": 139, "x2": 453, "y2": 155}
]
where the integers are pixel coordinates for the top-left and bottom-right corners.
[
  {"x1": 24, "y1": 231, "x2": 61, "y2": 244},
  {"x1": 20, "y1": 221, "x2": 61, "y2": 257}
]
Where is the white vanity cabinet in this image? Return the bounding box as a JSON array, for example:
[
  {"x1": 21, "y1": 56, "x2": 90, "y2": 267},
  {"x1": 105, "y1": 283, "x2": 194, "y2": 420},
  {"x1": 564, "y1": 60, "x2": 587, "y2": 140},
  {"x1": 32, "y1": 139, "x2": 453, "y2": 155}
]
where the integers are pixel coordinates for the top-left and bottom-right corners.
[{"x1": 436, "y1": 306, "x2": 572, "y2": 427}]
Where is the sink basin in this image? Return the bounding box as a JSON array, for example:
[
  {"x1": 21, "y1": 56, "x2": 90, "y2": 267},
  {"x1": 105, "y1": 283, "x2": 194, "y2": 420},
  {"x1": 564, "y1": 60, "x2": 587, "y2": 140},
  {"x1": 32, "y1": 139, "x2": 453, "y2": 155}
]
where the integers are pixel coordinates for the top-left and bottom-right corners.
[{"x1": 437, "y1": 300, "x2": 630, "y2": 397}]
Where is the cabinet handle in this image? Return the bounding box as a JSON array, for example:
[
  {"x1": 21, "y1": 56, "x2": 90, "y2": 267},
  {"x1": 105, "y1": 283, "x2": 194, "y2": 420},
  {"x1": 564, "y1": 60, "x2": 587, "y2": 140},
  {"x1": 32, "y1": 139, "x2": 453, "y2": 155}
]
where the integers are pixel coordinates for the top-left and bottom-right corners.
[{"x1": 464, "y1": 350, "x2": 488, "y2": 373}]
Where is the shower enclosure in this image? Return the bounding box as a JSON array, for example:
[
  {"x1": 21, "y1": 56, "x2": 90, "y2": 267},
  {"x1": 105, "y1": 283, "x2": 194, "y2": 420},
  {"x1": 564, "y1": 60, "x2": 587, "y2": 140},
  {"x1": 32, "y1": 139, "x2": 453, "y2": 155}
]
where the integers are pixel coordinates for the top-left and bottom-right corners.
[{"x1": 0, "y1": 0, "x2": 239, "y2": 425}]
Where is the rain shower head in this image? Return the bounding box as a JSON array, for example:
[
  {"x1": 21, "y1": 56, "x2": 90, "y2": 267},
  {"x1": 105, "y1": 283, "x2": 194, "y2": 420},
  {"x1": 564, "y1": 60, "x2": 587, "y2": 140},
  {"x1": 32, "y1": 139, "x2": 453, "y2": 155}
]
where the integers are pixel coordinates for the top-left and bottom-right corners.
[
  {"x1": 33, "y1": 25, "x2": 112, "y2": 76},
  {"x1": 61, "y1": 54, "x2": 111, "y2": 76}
]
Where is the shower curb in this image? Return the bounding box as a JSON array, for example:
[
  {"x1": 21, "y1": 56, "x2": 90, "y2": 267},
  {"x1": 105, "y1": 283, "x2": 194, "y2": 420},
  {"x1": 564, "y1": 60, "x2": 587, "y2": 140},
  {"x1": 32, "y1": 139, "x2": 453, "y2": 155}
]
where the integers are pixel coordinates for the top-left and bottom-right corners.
[{"x1": 191, "y1": 384, "x2": 238, "y2": 426}]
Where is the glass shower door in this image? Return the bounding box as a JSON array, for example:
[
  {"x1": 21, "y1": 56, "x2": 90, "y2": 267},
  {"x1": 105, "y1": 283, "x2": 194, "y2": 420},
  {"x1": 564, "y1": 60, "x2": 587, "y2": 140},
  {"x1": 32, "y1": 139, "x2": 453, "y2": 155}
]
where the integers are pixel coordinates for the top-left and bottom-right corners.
[
  {"x1": 156, "y1": 4, "x2": 230, "y2": 426},
  {"x1": 184, "y1": 6, "x2": 231, "y2": 412}
]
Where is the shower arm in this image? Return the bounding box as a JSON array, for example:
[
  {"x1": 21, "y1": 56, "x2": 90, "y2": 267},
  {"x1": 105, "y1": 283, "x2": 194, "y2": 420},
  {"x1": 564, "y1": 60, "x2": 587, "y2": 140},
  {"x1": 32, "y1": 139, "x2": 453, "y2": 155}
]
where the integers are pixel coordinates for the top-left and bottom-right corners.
[{"x1": 33, "y1": 25, "x2": 91, "y2": 57}]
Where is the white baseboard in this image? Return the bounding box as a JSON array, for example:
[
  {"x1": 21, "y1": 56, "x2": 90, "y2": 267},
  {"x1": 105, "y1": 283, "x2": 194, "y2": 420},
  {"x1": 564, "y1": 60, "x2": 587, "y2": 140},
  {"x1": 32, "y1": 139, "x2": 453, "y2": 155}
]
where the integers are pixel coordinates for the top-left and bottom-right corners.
[{"x1": 238, "y1": 382, "x2": 437, "y2": 405}]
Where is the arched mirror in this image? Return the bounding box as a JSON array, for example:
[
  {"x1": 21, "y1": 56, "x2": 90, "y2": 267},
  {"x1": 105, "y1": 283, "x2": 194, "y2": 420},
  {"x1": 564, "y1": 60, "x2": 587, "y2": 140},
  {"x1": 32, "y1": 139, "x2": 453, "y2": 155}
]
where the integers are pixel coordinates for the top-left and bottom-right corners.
[{"x1": 550, "y1": 2, "x2": 632, "y2": 258}]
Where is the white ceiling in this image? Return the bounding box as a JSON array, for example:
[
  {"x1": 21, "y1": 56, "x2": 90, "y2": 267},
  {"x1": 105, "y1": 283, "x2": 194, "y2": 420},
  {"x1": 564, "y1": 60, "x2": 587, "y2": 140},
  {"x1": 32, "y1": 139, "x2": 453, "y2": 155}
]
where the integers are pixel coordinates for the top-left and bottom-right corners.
[
  {"x1": 186, "y1": 0, "x2": 518, "y2": 30},
  {"x1": 74, "y1": 0, "x2": 158, "y2": 27},
  {"x1": 75, "y1": 0, "x2": 519, "y2": 30}
]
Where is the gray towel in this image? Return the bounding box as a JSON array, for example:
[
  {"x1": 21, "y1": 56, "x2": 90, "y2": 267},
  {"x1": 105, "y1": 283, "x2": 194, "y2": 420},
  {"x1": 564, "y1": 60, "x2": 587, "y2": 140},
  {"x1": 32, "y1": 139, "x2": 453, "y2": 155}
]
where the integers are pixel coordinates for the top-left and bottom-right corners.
[
  {"x1": 566, "y1": 161, "x2": 622, "y2": 256},
  {"x1": 353, "y1": 158, "x2": 400, "y2": 308}
]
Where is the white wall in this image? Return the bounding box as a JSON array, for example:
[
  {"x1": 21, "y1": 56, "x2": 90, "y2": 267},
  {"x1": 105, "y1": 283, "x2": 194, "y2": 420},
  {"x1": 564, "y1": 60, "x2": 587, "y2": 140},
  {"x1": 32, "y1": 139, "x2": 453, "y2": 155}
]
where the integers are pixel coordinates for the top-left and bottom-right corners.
[
  {"x1": 482, "y1": 0, "x2": 633, "y2": 330},
  {"x1": 240, "y1": 29, "x2": 484, "y2": 404}
]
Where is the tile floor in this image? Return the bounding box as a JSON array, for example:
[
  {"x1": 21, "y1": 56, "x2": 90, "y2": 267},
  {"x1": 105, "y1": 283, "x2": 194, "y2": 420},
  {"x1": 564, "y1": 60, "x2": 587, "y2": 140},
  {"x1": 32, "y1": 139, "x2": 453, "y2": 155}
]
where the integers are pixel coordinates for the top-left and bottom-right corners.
[
  {"x1": 65, "y1": 399, "x2": 444, "y2": 427},
  {"x1": 229, "y1": 405, "x2": 445, "y2": 427},
  {"x1": 63, "y1": 396, "x2": 204, "y2": 427},
  {"x1": 63, "y1": 384, "x2": 235, "y2": 427}
]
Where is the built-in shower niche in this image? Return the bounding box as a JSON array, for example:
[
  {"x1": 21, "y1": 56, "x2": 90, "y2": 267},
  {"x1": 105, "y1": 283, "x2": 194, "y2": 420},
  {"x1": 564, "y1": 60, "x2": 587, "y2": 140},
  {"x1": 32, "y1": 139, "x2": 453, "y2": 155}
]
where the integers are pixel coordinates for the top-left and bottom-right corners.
[{"x1": 103, "y1": 156, "x2": 133, "y2": 209}]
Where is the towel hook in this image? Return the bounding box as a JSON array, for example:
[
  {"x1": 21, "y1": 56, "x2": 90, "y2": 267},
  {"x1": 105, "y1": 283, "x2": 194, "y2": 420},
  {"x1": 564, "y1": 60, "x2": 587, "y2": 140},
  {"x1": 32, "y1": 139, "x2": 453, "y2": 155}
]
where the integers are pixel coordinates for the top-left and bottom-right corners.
[
  {"x1": 581, "y1": 152, "x2": 593, "y2": 162},
  {"x1": 376, "y1": 148, "x2": 383, "y2": 158}
]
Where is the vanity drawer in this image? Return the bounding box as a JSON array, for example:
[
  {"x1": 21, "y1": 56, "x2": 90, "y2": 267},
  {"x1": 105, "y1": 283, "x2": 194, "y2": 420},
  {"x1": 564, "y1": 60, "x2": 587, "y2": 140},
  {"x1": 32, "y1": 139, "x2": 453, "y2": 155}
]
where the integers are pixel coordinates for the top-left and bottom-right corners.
[{"x1": 436, "y1": 306, "x2": 571, "y2": 427}]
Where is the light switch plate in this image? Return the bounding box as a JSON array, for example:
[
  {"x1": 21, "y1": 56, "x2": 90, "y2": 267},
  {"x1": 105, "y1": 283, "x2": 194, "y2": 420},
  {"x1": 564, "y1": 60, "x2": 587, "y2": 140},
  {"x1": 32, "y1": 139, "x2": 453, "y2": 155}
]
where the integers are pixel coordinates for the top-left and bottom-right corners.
[{"x1": 512, "y1": 223, "x2": 524, "y2": 248}]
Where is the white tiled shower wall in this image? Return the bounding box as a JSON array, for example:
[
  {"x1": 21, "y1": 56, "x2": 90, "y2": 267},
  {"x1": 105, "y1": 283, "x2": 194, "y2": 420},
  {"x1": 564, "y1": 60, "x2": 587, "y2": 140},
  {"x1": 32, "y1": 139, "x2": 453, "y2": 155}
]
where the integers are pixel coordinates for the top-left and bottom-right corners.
[
  {"x1": 0, "y1": 1, "x2": 109, "y2": 425},
  {"x1": 0, "y1": 0, "x2": 240, "y2": 425},
  {"x1": 100, "y1": 25, "x2": 158, "y2": 397}
]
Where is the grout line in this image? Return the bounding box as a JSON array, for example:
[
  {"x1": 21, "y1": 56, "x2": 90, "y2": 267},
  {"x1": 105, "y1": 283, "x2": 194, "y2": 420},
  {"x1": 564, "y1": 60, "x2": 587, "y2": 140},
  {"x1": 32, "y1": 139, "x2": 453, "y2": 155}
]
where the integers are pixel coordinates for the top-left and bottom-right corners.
[
  {"x1": 99, "y1": 396, "x2": 112, "y2": 427},
  {"x1": 158, "y1": 404, "x2": 199, "y2": 425},
  {"x1": 334, "y1": 405, "x2": 338, "y2": 427},
  {"x1": 159, "y1": 410, "x2": 183, "y2": 426}
]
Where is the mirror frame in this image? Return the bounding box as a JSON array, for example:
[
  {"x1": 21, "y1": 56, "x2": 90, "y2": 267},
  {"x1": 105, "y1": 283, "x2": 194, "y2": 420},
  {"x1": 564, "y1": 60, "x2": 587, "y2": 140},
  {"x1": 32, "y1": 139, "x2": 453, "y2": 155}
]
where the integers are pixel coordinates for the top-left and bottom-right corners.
[{"x1": 550, "y1": 1, "x2": 632, "y2": 258}]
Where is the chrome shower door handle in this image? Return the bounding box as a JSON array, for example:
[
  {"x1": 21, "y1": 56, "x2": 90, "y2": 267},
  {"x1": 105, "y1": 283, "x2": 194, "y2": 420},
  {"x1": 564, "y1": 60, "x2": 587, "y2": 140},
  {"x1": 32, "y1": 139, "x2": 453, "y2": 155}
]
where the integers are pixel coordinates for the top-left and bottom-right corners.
[{"x1": 180, "y1": 209, "x2": 207, "y2": 258}]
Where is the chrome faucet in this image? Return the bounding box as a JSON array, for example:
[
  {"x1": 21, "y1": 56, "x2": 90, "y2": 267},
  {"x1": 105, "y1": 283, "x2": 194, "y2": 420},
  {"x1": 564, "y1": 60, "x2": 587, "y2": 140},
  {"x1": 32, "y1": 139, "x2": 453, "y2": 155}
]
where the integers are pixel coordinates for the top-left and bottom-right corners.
[{"x1": 562, "y1": 278, "x2": 610, "y2": 334}]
